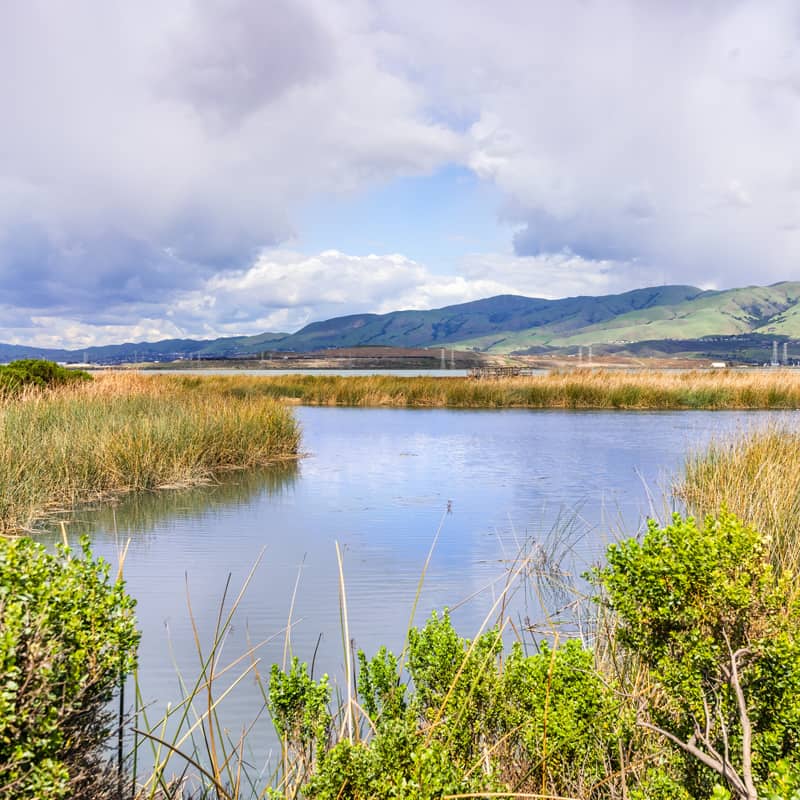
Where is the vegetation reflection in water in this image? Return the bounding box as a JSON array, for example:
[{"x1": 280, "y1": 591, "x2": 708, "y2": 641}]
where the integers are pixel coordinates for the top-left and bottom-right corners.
[{"x1": 44, "y1": 462, "x2": 300, "y2": 541}]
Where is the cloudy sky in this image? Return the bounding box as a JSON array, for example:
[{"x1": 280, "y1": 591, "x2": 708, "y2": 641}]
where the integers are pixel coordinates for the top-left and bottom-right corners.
[{"x1": 2, "y1": 0, "x2": 800, "y2": 348}]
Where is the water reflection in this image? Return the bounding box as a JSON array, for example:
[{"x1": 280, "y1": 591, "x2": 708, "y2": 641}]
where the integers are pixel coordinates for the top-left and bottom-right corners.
[{"x1": 45, "y1": 461, "x2": 299, "y2": 540}]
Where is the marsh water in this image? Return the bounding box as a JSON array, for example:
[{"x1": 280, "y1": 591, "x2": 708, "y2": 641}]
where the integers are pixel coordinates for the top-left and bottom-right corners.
[{"x1": 38, "y1": 406, "x2": 795, "y2": 774}]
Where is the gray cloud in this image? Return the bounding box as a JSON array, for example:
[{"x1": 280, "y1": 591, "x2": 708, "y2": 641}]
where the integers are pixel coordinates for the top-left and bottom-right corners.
[
  {"x1": 0, "y1": 0, "x2": 461, "y2": 334},
  {"x1": 162, "y1": 0, "x2": 334, "y2": 125},
  {"x1": 380, "y1": 0, "x2": 800, "y2": 285}
]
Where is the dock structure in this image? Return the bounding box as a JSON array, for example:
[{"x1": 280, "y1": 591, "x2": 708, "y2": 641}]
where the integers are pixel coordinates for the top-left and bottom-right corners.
[{"x1": 467, "y1": 366, "x2": 536, "y2": 379}]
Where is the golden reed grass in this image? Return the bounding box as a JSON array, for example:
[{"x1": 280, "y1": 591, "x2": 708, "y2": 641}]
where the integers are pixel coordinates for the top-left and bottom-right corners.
[
  {"x1": 677, "y1": 425, "x2": 800, "y2": 571},
  {"x1": 171, "y1": 368, "x2": 800, "y2": 409},
  {"x1": 0, "y1": 372, "x2": 300, "y2": 534}
]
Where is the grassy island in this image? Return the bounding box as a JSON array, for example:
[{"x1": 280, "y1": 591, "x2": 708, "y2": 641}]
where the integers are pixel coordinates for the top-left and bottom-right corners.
[{"x1": 0, "y1": 371, "x2": 300, "y2": 534}]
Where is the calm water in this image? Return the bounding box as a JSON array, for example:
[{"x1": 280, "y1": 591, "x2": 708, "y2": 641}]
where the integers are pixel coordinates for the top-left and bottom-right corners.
[{"x1": 37, "y1": 406, "x2": 795, "y2": 775}]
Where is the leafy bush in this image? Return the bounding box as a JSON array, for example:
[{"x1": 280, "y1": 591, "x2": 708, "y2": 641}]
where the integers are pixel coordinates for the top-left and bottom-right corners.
[
  {"x1": 0, "y1": 359, "x2": 90, "y2": 395},
  {"x1": 595, "y1": 512, "x2": 800, "y2": 800},
  {"x1": 263, "y1": 512, "x2": 800, "y2": 800},
  {"x1": 761, "y1": 760, "x2": 800, "y2": 800},
  {"x1": 269, "y1": 657, "x2": 331, "y2": 787},
  {"x1": 270, "y1": 610, "x2": 628, "y2": 799},
  {"x1": 0, "y1": 536, "x2": 139, "y2": 799}
]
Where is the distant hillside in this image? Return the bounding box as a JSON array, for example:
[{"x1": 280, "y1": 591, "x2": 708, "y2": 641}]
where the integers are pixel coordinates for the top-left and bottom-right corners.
[
  {"x1": 278, "y1": 285, "x2": 703, "y2": 351},
  {"x1": 450, "y1": 282, "x2": 800, "y2": 353},
  {"x1": 4, "y1": 282, "x2": 800, "y2": 364},
  {"x1": 0, "y1": 331, "x2": 290, "y2": 364}
]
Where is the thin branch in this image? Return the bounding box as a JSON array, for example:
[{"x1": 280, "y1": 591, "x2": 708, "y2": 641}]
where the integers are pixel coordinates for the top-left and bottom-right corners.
[
  {"x1": 725, "y1": 633, "x2": 757, "y2": 800},
  {"x1": 638, "y1": 720, "x2": 747, "y2": 798}
]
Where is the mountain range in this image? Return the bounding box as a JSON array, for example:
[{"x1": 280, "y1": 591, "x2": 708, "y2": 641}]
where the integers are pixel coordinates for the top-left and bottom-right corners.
[{"x1": 3, "y1": 281, "x2": 800, "y2": 364}]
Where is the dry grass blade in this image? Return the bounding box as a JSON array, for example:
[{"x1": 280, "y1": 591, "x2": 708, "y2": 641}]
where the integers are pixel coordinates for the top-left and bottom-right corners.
[
  {"x1": 335, "y1": 541, "x2": 354, "y2": 744},
  {"x1": 137, "y1": 551, "x2": 274, "y2": 798}
]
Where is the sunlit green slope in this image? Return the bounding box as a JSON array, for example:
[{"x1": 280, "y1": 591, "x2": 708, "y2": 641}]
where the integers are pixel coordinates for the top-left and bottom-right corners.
[{"x1": 452, "y1": 282, "x2": 800, "y2": 353}]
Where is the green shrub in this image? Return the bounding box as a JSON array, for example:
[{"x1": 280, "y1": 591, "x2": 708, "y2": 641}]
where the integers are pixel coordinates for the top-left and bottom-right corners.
[
  {"x1": 0, "y1": 359, "x2": 90, "y2": 395},
  {"x1": 269, "y1": 513, "x2": 800, "y2": 800},
  {"x1": 0, "y1": 536, "x2": 139, "y2": 799},
  {"x1": 271, "y1": 610, "x2": 627, "y2": 799},
  {"x1": 595, "y1": 512, "x2": 800, "y2": 800},
  {"x1": 269, "y1": 657, "x2": 331, "y2": 777},
  {"x1": 761, "y1": 760, "x2": 800, "y2": 800}
]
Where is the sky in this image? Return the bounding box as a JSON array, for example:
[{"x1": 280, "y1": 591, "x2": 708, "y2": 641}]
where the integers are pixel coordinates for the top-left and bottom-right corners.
[{"x1": 2, "y1": 0, "x2": 800, "y2": 348}]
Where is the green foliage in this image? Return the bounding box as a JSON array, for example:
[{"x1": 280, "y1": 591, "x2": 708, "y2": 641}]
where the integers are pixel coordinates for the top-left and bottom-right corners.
[
  {"x1": 284, "y1": 610, "x2": 626, "y2": 799},
  {"x1": 629, "y1": 765, "x2": 696, "y2": 800},
  {"x1": 305, "y1": 724, "x2": 477, "y2": 800},
  {"x1": 499, "y1": 639, "x2": 631, "y2": 794},
  {"x1": 761, "y1": 760, "x2": 800, "y2": 800},
  {"x1": 406, "y1": 609, "x2": 504, "y2": 765},
  {"x1": 357, "y1": 646, "x2": 406, "y2": 723},
  {"x1": 595, "y1": 512, "x2": 800, "y2": 797},
  {"x1": 0, "y1": 359, "x2": 90, "y2": 395},
  {"x1": 0, "y1": 535, "x2": 139, "y2": 799},
  {"x1": 268, "y1": 658, "x2": 331, "y2": 766}
]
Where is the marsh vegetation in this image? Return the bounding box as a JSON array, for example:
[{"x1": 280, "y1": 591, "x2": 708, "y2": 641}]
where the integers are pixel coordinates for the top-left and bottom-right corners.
[
  {"x1": 0, "y1": 371, "x2": 299, "y2": 534},
  {"x1": 175, "y1": 369, "x2": 800, "y2": 409},
  {"x1": 678, "y1": 425, "x2": 800, "y2": 571},
  {"x1": 121, "y1": 416, "x2": 800, "y2": 800}
]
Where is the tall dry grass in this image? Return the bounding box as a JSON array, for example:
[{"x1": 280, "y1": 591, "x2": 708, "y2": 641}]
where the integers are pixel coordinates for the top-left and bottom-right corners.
[
  {"x1": 677, "y1": 425, "x2": 800, "y2": 571},
  {"x1": 171, "y1": 369, "x2": 800, "y2": 409},
  {"x1": 0, "y1": 372, "x2": 300, "y2": 534}
]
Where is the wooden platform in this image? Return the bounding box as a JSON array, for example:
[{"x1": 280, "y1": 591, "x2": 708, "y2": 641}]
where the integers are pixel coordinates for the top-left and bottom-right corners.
[{"x1": 467, "y1": 366, "x2": 536, "y2": 379}]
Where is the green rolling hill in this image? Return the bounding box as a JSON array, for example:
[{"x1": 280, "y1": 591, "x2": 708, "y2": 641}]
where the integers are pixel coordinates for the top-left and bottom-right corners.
[
  {"x1": 276, "y1": 285, "x2": 704, "y2": 351},
  {"x1": 450, "y1": 282, "x2": 800, "y2": 353},
  {"x1": 3, "y1": 282, "x2": 800, "y2": 364}
]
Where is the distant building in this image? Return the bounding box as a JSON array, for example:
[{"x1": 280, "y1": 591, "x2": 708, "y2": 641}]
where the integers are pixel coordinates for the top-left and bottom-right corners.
[{"x1": 710, "y1": 361, "x2": 727, "y2": 368}]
